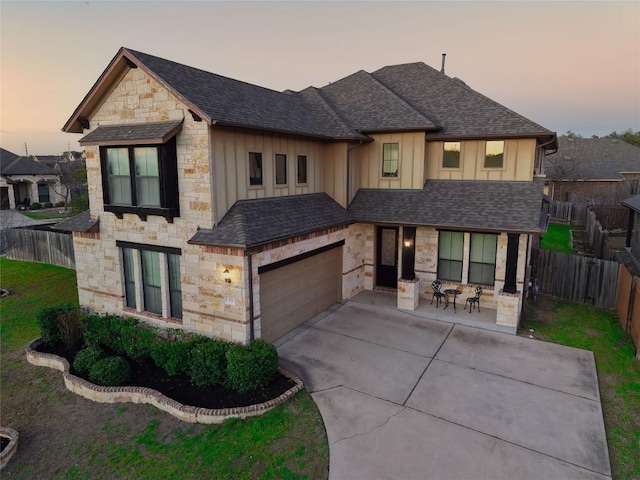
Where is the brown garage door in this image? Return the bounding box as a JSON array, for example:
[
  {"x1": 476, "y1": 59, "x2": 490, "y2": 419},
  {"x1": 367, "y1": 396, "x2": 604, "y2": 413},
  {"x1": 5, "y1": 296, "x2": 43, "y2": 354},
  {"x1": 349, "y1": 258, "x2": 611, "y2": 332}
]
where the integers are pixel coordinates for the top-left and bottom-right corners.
[{"x1": 260, "y1": 246, "x2": 341, "y2": 343}]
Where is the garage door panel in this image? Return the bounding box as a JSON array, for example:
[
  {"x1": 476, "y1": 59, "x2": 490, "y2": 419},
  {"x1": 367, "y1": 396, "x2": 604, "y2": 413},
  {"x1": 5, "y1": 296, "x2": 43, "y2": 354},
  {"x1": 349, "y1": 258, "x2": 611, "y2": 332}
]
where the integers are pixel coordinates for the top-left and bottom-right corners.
[{"x1": 260, "y1": 247, "x2": 340, "y2": 343}]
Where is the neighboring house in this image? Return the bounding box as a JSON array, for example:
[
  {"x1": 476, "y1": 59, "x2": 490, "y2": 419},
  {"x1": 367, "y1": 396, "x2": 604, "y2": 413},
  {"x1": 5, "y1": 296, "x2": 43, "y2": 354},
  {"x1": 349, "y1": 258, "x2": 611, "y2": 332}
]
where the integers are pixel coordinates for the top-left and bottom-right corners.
[
  {"x1": 545, "y1": 136, "x2": 640, "y2": 205},
  {"x1": 59, "y1": 47, "x2": 556, "y2": 343},
  {"x1": 34, "y1": 151, "x2": 87, "y2": 203},
  {"x1": 0, "y1": 148, "x2": 65, "y2": 210},
  {"x1": 622, "y1": 194, "x2": 640, "y2": 267}
]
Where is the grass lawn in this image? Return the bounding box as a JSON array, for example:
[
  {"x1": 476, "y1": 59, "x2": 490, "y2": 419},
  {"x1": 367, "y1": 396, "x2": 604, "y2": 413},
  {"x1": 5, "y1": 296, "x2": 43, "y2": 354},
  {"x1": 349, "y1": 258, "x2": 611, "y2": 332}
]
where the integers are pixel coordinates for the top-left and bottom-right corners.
[
  {"x1": 22, "y1": 209, "x2": 74, "y2": 220},
  {"x1": 0, "y1": 257, "x2": 329, "y2": 479},
  {"x1": 521, "y1": 296, "x2": 640, "y2": 480},
  {"x1": 540, "y1": 223, "x2": 577, "y2": 254}
]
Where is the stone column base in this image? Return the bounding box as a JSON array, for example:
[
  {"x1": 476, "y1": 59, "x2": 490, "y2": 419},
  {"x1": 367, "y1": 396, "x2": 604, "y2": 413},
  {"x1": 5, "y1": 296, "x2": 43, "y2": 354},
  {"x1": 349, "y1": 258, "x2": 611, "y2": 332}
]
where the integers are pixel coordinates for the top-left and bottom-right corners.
[{"x1": 398, "y1": 278, "x2": 420, "y2": 311}]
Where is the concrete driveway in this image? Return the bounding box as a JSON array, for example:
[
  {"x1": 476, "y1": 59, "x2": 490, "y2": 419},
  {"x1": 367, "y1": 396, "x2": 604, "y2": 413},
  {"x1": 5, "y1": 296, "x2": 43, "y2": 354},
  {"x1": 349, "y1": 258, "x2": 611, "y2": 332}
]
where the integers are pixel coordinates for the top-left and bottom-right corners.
[{"x1": 277, "y1": 300, "x2": 611, "y2": 480}]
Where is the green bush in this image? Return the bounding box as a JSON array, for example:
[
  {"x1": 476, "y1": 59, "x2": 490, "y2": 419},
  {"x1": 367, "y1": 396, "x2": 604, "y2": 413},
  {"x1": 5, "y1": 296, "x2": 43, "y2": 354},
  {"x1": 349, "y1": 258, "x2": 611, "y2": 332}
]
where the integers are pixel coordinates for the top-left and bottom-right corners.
[
  {"x1": 89, "y1": 356, "x2": 132, "y2": 386},
  {"x1": 151, "y1": 339, "x2": 197, "y2": 377},
  {"x1": 188, "y1": 340, "x2": 228, "y2": 388},
  {"x1": 81, "y1": 313, "x2": 113, "y2": 348},
  {"x1": 226, "y1": 340, "x2": 278, "y2": 393},
  {"x1": 70, "y1": 193, "x2": 89, "y2": 215},
  {"x1": 73, "y1": 346, "x2": 104, "y2": 376},
  {"x1": 43, "y1": 202, "x2": 53, "y2": 209},
  {"x1": 30, "y1": 202, "x2": 42, "y2": 210},
  {"x1": 126, "y1": 326, "x2": 158, "y2": 363},
  {"x1": 55, "y1": 201, "x2": 66, "y2": 208},
  {"x1": 37, "y1": 304, "x2": 80, "y2": 346}
]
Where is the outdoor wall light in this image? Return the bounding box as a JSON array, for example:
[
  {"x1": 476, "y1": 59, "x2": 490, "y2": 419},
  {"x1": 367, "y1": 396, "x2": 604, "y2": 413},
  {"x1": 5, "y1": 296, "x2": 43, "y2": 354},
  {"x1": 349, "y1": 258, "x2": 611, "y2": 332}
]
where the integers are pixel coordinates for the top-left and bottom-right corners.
[
  {"x1": 223, "y1": 268, "x2": 232, "y2": 284},
  {"x1": 404, "y1": 240, "x2": 412, "y2": 248}
]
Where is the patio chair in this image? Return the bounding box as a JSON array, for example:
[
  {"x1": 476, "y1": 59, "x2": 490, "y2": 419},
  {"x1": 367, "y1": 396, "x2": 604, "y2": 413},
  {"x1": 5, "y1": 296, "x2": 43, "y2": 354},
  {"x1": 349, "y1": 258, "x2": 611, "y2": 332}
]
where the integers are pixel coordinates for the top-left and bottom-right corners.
[
  {"x1": 464, "y1": 286, "x2": 482, "y2": 313},
  {"x1": 431, "y1": 280, "x2": 447, "y2": 308}
]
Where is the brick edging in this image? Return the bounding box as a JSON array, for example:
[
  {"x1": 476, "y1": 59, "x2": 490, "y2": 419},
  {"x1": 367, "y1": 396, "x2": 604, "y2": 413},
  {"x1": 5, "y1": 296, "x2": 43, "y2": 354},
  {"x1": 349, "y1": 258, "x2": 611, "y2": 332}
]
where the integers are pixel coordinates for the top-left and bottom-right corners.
[
  {"x1": 25, "y1": 338, "x2": 304, "y2": 424},
  {"x1": 0, "y1": 427, "x2": 19, "y2": 470}
]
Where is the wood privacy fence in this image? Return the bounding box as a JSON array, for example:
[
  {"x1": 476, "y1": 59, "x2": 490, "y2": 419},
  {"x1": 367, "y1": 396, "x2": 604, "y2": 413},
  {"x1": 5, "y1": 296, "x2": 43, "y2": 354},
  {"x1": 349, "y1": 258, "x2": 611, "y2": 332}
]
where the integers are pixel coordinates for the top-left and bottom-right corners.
[
  {"x1": 4, "y1": 224, "x2": 75, "y2": 269},
  {"x1": 615, "y1": 264, "x2": 640, "y2": 359},
  {"x1": 585, "y1": 209, "x2": 617, "y2": 261},
  {"x1": 532, "y1": 249, "x2": 620, "y2": 309},
  {"x1": 542, "y1": 201, "x2": 588, "y2": 225}
]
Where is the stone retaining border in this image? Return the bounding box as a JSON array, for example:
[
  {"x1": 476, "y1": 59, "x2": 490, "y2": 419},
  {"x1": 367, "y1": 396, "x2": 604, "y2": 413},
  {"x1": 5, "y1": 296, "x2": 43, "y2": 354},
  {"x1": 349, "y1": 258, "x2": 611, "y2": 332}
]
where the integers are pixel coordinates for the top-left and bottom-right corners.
[
  {"x1": 25, "y1": 338, "x2": 303, "y2": 424},
  {"x1": 0, "y1": 427, "x2": 19, "y2": 470}
]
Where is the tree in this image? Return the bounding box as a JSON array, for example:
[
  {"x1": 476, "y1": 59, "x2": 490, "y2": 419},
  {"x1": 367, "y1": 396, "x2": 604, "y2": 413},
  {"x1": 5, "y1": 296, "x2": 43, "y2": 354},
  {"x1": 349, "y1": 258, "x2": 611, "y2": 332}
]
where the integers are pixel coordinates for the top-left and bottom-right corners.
[
  {"x1": 49, "y1": 153, "x2": 87, "y2": 209},
  {"x1": 604, "y1": 129, "x2": 640, "y2": 147}
]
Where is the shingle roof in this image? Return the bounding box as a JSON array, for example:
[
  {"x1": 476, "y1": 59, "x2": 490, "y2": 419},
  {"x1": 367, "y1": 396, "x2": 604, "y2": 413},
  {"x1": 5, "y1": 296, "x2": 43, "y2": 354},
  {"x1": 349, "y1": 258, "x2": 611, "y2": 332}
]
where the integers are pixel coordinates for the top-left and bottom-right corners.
[
  {"x1": 545, "y1": 136, "x2": 640, "y2": 180},
  {"x1": 370, "y1": 62, "x2": 554, "y2": 139},
  {"x1": 349, "y1": 179, "x2": 546, "y2": 233},
  {"x1": 1, "y1": 148, "x2": 20, "y2": 166},
  {"x1": 0, "y1": 155, "x2": 57, "y2": 176},
  {"x1": 188, "y1": 193, "x2": 353, "y2": 248},
  {"x1": 79, "y1": 120, "x2": 183, "y2": 145},
  {"x1": 622, "y1": 194, "x2": 640, "y2": 212},
  {"x1": 55, "y1": 211, "x2": 99, "y2": 233}
]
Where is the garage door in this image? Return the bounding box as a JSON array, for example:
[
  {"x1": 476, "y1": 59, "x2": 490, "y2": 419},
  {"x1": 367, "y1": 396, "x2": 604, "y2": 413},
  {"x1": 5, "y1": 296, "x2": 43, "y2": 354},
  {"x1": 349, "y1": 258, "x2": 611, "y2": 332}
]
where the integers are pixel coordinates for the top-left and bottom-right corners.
[{"x1": 260, "y1": 246, "x2": 341, "y2": 343}]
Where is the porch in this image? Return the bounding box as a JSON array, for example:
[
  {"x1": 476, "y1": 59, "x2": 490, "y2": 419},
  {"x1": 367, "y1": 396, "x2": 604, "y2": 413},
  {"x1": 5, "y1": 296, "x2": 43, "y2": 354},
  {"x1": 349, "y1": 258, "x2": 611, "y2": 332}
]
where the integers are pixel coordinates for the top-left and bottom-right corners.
[{"x1": 351, "y1": 289, "x2": 517, "y2": 335}]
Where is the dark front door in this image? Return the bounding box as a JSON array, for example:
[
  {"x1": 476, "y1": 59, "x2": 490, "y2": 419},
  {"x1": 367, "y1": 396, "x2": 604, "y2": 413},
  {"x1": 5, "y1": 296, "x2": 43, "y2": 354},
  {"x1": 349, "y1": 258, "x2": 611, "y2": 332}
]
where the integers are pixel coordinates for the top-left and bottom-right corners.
[{"x1": 376, "y1": 226, "x2": 399, "y2": 289}]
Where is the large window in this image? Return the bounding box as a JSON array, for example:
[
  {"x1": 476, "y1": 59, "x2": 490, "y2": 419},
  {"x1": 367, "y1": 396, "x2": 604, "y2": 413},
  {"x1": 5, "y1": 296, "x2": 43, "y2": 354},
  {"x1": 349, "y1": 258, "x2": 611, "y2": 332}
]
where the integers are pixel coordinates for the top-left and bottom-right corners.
[
  {"x1": 469, "y1": 233, "x2": 497, "y2": 285},
  {"x1": 249, "y1": 152, "x2": 263, "y2": 186},
  {"x1": 438, "y1": 231, "x2": 464, "y2": 282},
  {"x1": 100, "y1": 137, "x2": 179, "y2": 220},
  {"x1": 275, "y1": 154, "x2": 287, "y2": 185},
  {"x1": 37, "y1": 184, "x2": 50, "y2": 203},
  {"x1": 382, "y1": 143, "x2": 399, "y2": 177},
  {"x1": 118, "y1": 242, "x2": 182, "y2": 320},
  {"x1": 443, "y1": 142, "x2": 461, "y2": 168},
  {"x1": 297, "y1": 155, "x2": 308, "y2": 184},
  {"x1": 484, "y1": 141, "x2": 504, "y2": 168}
]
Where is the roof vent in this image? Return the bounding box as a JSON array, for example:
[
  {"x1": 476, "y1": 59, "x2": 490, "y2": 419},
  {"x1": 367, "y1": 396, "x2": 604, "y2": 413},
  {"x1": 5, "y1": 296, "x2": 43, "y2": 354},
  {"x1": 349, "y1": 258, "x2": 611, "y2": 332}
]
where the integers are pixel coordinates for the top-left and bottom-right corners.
[
  {"x1": 441, "y1": 53, "x2": 446, "y2": 74},
  {"x1": 452, "y1": 77, "x2": 467, "y2": 86}
]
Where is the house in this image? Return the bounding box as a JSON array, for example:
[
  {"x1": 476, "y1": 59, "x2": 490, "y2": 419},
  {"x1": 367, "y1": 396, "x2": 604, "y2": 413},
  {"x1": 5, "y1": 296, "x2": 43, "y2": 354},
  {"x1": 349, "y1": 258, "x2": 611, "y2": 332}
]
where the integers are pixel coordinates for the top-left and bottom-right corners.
[
  {"x1": 0, "y1": 148, "x2": 66, "y2": 210},
  {"x1": 544, "y1": 136, "x2": 640, "y2": 205},
  {"x1": 59, "y1": 47, "x2": 556, "y2": 343}
]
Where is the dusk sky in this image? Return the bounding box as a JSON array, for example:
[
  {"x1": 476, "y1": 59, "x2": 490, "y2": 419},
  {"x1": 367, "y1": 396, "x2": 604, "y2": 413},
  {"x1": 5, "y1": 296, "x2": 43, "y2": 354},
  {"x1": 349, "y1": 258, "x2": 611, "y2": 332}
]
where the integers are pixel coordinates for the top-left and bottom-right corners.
[{"x1": 1, "y1": 1, "x2": 639, "y2": 155}]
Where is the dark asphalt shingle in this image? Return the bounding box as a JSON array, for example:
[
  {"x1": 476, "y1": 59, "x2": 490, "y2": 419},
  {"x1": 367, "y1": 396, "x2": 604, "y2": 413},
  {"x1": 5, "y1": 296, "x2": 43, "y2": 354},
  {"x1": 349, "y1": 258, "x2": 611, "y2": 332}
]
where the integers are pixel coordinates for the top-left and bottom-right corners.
[
  {"x1": 349, "y1": 179, "x2": 546, "y2": 233},
  {"x1": 0, "y1": 155, "x2": 57, "y2": 176},
  {"x1": 188, "y1": 193, "x2": 353, "y2": 248},
  {"x1": 622, "y1": 194, "x2": 640, "y2": 213},
  {"x1": 79, "y1": 120, "x2": 183, "y2": 145},
  {"x1": 55, "y1": 211, "x2": 99, "y2": 233}
]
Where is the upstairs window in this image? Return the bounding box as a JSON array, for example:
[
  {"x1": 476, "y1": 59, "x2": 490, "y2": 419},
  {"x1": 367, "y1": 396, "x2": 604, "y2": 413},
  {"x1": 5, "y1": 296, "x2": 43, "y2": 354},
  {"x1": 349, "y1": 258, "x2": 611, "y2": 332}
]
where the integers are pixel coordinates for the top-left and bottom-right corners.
[
  {"x1": 275, "y1": 154, "x2": 287, "y2": 185},
  {"x1": 484, "y1": 141, "x2": 504, "y2": 168},
  {"x1": 438, "y1": 231, "x2": 464, "y2": 282},
  {"x1": 469, "y1": 233, "x2": 497, "y2": 285},
  {"x1": 382, "y1": 143, "x2": 399, "y2": 177},
  {"x1": 297, "y1": 155, "x2": 308, "y2": 184},
  {"x1": 100, "y1": 137, "x2": 179, "y2": 220},
  {"x1": 443, "y1": 142, "x2": 461, "y2": 168},
  {"x1": 249, "y1": 152, "x2": 263, "y2": 186}
]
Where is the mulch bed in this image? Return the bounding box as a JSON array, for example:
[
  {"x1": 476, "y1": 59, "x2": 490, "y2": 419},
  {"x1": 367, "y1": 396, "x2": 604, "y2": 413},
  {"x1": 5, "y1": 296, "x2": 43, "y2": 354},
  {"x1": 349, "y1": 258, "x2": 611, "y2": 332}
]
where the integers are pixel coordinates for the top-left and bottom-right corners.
[
  {"x1": 0, "y1": 436, "x2": 9, "y2": 452},
  {"x1": 35, "y1": 342, "x2": 296, "y2": 410}
]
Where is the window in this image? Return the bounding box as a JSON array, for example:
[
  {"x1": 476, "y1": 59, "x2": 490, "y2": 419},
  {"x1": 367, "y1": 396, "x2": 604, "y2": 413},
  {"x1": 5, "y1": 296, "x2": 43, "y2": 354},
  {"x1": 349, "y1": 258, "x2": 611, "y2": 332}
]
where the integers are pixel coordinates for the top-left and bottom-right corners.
[
  {"x1": 122, "y1": 247, "x2": 137, "y2": 309},
  {"x1": 469, "y1": 233, "x2": 497, "y2": 285},
  {"x1": 438, "y1": 231, "x2": 463, "y2": 282},
  {"x1": 100, "y1": 138, "x2": 179, "y2": 220},
  {"x1": 37, "y1": 184, "x2": 50, "y2": 203},
  {"x1": 297, "y1": 155, "x2": 308, "y2": 184},
  {"x1": 443, "y1": 142, "x2": 461, "y2": 168},
  {"x1": 118, "y1": 242, "x2": 182, "y2": 320},
  {"x1": 249, "y1": 152, "x2": 263, "y2": 186},
  {"x1": 484, "y1": 141, "x2": 504, "y2": 168},
  {"x1": 382, "y1": 143, "x2": 399, "y2": 177},
  {"x1": 275, "y1": 154, "x2": 287, "y2": 185}
]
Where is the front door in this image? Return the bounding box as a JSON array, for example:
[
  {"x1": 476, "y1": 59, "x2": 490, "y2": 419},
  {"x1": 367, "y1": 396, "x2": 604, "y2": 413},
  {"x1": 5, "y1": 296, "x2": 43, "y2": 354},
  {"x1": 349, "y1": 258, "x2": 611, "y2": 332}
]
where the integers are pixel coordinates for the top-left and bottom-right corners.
[{"x1": 376, "y1": 226, "x2": 398, "y2": 289}]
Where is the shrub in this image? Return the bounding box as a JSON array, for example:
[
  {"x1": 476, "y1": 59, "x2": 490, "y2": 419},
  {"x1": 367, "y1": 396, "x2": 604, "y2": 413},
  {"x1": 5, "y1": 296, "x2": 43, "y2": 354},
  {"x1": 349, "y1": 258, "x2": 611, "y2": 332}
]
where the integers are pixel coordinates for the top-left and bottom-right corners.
[
  {"x1": 37, "y1": 304, "x2": 80, "y2": 346},
  {"x1": 151, "y1": 339, "x2": 198, "y2": 377},
  {"x1": 70, "y1": 193, "x2": 89, "y2": 215},
  {"x1": 30, "y1": 202, "x2": 42, "y2": 210},
  {"x1": 44, "y1": 202, "x2": 53, "y2": 209},
  {"x1": 89, "y1": 356, "x2": 132, "y2": 386},
  {"x1": 73, "y1": 346, "x2": 104, "y2": 376},
  {"x1": 81, "y1": 313, "x2": 113, "y2": 348},
  {"x1": 126, "y1": 326, "x2": 158, "y2": 363},
  {"x1": 57, "y1": 306, "x2": 83, "y2": 349},
  {"x1": 188, "y1": 340, "x2": 228, "y2": 388},
  {"x1": 226, "y1": 340, "x2": 278, "y2": 393},
  {"x1": 55, "y1": 201, "x2": 66, "y2": 208}
]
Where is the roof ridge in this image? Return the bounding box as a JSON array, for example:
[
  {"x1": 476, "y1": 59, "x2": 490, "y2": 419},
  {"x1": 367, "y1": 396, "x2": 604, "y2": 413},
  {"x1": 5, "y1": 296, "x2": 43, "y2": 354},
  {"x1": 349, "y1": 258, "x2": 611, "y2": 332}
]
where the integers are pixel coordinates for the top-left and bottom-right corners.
[{"x1": 302, "y1": 86, "x2": 365, "y2": 137}]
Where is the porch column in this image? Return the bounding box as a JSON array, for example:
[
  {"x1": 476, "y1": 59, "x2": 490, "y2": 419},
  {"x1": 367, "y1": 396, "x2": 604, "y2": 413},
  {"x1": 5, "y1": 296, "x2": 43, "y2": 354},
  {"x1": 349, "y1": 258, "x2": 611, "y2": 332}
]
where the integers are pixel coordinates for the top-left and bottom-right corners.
[{"x1": 504, "y1": 233, "x2": 519, "y2": 294}]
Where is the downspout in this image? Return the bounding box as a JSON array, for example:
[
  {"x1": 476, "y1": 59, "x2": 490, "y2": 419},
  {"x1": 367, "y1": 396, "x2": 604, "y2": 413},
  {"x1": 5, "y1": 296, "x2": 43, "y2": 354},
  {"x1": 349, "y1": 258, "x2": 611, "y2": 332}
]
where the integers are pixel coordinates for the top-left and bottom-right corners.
[
  {"x1": 248, "y1": 252, "x2": 255, "y2": 342},
  {"x1": 347, "y1": 140, "x2": 365, "y2": 207},
  {"x1": 536, "y1": 136, "x2": 558, "y2": 176}
]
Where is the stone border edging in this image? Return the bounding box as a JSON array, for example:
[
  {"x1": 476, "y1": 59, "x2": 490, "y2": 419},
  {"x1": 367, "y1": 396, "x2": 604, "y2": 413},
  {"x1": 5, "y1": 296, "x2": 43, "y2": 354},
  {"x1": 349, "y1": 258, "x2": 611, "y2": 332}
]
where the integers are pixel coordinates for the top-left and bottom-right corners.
[
  {"x1": 0, "y1": 427, "x2": 19, "y2": 470},
  {"x1": 25, "y1": 338, "x2": 303, "y2": 424}
]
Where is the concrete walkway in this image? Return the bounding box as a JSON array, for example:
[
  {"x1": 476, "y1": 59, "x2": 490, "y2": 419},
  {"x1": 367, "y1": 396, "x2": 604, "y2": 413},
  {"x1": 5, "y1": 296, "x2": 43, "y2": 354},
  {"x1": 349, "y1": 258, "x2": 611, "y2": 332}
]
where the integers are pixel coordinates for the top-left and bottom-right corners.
[{"x1": 277, "y1": 301, "x2": 611, "y2": 480}]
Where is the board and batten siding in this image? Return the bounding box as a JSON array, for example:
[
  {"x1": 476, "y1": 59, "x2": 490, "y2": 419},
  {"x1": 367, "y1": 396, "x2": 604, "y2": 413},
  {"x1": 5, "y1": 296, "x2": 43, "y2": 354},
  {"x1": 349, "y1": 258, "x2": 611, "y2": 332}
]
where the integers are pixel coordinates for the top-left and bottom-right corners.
[
  {"x1": 210, "y1": 128, "x2": 327, "y2": 220},
  {"x1": 425, "y1": 138, "x2": 536, "y2": 181},
  {"x1": 352, "y1": 133, "x2": 426, "y2": 191}
]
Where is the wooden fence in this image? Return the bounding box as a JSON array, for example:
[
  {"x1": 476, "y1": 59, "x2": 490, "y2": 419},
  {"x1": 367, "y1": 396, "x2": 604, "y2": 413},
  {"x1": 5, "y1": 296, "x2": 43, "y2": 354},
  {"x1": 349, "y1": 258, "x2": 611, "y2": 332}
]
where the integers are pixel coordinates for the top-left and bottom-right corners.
[
  {"x1": 532, "y1": 249, "x2": 620, "y2": 309},
  {"x1": 4, "y1": 224, "x2": 75, "y2": 269},
  {"x1": 615, "y1": 264, "x2": 640, "y2": 359},
  {"x1": 542, "y1": 201, "x2": 588, "y2": 225}
]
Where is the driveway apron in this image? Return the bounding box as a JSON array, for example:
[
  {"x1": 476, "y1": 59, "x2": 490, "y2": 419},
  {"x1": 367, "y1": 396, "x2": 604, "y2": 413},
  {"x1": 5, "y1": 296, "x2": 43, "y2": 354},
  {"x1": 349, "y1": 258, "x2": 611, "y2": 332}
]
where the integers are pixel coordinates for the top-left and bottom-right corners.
[{"x1": 277, "y1": 301, "x2": 611, "y2": 480}]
